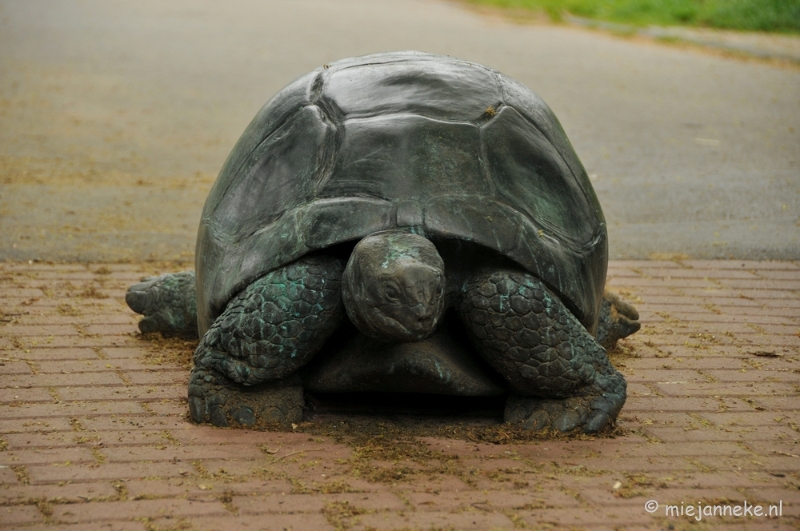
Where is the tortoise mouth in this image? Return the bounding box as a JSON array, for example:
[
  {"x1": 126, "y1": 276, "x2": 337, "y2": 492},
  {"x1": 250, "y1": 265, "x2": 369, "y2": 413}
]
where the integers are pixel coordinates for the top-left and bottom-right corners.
[{"x1": 360, "y1": 302, "x2": 442, "y2": 342}]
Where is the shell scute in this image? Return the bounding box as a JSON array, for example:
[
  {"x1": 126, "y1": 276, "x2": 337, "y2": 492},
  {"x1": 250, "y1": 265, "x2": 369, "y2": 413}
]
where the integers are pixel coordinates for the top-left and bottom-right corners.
[
  {"x1": 482, "y1": 106, "x2": 597, "y2": 245},
  {"x1": 212, "y1": 105, "x2": 332, "y2": 239},
  {"x1": 322, "y1": 59, "x2": 501, "y2": 121},
  {"x1": 322, "y1": 115, "x2": 488, "y2": 202}
]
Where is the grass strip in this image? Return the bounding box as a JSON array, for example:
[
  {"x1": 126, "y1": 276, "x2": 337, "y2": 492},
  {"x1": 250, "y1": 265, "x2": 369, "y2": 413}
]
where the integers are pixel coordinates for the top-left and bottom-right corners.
[{"x1": 466, "y1": 0, "x2": 800, "y2": 33}]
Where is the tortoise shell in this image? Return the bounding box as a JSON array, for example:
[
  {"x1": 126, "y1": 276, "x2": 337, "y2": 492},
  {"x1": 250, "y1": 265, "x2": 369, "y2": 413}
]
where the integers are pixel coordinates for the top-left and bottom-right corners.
[{"x1": 196, "y1": 51, "x2": 607, "y2": 336}]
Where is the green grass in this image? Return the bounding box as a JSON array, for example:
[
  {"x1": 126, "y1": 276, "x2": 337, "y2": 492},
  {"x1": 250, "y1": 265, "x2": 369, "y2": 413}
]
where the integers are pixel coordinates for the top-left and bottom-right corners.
[{"x1": 467, "y1": 0, "x2": 800, "y2": 33}]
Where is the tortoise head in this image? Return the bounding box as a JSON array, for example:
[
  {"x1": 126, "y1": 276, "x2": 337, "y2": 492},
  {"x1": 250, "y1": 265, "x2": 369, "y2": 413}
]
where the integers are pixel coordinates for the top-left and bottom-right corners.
[{"x1": 342, "y1": 231, "x2": 445, "y2": 342}]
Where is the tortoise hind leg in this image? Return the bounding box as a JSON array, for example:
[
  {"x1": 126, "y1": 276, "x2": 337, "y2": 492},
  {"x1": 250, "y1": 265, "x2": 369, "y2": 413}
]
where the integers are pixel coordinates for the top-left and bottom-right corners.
[
  {"x1": 596, "y1": 291, "x2": 640, "y2": 349},
  {"x1": 189, "y1": 255, "x2": 344, "y2": 428},
  {"x1": 126, "y1": 271, "x2": 198, "y2": 337},
  {"x1": 458, "y1": 271, "x2": 626, "y2": 434}
]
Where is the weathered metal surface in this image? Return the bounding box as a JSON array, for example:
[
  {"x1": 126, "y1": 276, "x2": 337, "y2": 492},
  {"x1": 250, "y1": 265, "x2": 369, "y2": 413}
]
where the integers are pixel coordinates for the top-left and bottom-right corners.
[{"x1": 196, "y1": 52, "x2": 607, "y2": 337}]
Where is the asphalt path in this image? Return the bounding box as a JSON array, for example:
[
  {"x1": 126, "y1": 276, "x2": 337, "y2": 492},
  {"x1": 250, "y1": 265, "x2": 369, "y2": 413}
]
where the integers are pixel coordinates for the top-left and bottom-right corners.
[{"x1": 1, "y1": 0, "x2": 798, "y2": 261}]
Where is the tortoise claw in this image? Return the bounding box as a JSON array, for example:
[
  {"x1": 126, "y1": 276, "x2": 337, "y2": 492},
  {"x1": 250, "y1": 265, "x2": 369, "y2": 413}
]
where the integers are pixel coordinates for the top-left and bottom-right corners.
[
  {"x1": 596, "y1": 290, "x2": 641, "y2": 348},
  {"x1": 506, "y1": 394, "x2": 621, "y2": 434},
  {"x1": 188, "y1": 368, "x2": 304, "y2": 428},
  {"x1": 585, "y1": 411, "x2": 612, "y2": 434},
  {"x1": 505, "y1": 368, "x2": 626, "y2": 435}
]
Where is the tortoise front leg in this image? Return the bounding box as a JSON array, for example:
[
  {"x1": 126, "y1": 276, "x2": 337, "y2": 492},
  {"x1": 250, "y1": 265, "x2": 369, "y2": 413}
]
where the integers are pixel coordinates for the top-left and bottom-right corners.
[
  {"x1": 189, "y1": 255, "x2": 344, "y2": 428},
  {"x1": 458, "y1": 270, "x2": 626, "y2": 434}
]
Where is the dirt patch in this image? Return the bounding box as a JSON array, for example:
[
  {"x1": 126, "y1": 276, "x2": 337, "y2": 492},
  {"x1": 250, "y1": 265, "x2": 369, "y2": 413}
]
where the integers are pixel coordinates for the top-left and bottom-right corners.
[{"x1": 139, "y1": 332, "x2": 198, "y2": 370}]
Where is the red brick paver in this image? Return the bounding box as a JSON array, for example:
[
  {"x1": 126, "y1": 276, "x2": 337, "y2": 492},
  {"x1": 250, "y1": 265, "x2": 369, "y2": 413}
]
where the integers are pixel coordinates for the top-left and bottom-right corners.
[{"x1": 0, "y1": 260, "x2": 798, "y2": 530}]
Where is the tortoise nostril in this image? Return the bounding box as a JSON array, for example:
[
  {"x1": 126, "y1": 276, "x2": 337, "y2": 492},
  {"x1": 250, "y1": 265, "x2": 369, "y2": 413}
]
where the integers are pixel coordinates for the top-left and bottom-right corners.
[{"x1": 415, "y1": 313, "x2": 438, "y2": 332}]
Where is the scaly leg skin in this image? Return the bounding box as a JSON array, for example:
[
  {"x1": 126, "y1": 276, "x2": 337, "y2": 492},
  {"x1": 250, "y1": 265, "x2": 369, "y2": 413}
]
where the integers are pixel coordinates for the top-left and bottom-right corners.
[
  {"x1": 595, "y1": 290, "x2": 640, "y2": 349},
  {"x1": 126, "y1": 271, "x2": 198, "y2": 337},
  {"x1": 190, "y1": 255, "x2": 344, "y2": 428},
  {"x1": 459, "y1": 271, "x2": 626, "y2": 434}
]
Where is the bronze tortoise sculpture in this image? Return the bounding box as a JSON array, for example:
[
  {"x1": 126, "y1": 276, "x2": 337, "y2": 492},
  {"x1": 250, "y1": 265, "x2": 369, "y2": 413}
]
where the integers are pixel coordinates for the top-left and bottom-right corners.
[{"x1": 126, "y1": 51, "x2": 640, "y2": 434}]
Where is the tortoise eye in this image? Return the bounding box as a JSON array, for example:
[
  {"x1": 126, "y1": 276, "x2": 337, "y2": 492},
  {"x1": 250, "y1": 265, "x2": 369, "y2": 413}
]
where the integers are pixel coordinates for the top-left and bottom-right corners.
[{"x1": 384, "y1": 283, "x2": 400, "y2": 300}]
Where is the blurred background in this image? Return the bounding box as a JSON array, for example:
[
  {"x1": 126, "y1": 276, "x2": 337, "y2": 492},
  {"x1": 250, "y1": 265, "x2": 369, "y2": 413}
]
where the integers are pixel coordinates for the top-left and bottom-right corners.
[{"x1": 1, "y1": 0, "x2": 798, "y2": 262}]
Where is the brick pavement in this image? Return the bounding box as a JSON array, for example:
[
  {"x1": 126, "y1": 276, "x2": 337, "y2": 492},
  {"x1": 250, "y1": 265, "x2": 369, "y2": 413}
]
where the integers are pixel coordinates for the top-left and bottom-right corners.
[{"x1": 0, "y1": 260, "x2": 798, "y2": 531}]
